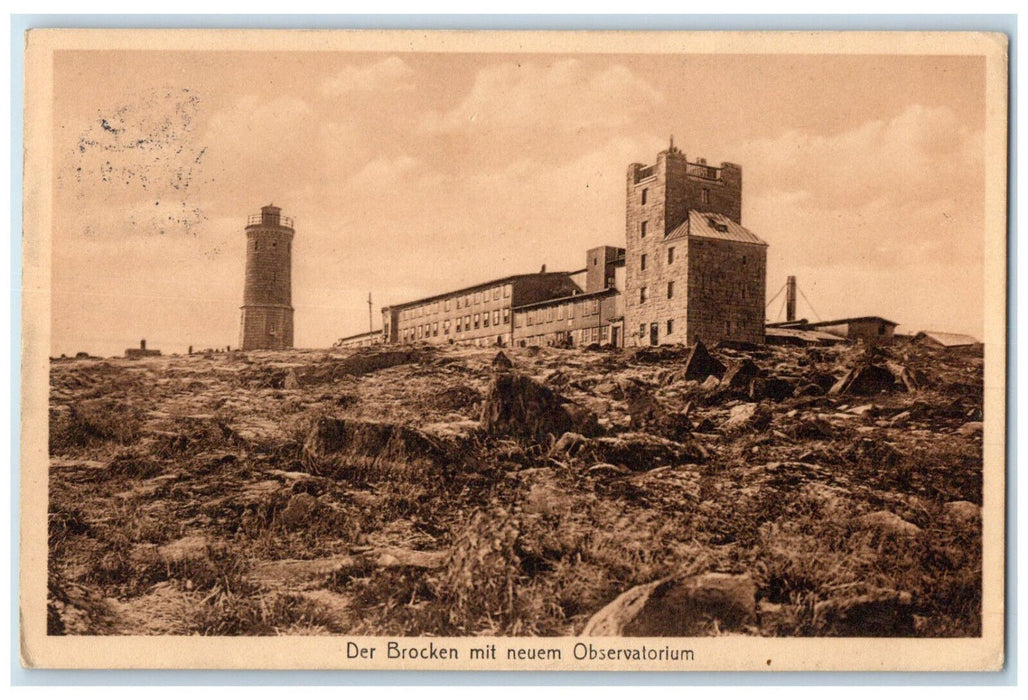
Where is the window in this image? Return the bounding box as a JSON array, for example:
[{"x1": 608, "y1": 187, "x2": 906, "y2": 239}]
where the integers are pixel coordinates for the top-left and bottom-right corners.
[
  {"x1": 456, "y1": 297, "x2": 462, "y2": 310},
  {"x1": 493, "y1": 288, "x2": 500, "y2": 300},
  {"x1": 456, "y1": 318, "x2": 462, "y2": 332},
  {"x1": 640, "y1": 324, "x2": 646, "y2": 338},
  {"x1": 701, "y1": 188, "x2": 710, "y2": 204},
  {"x1": 493, "y1": 310, "x2": 500, "y2": 325},
  {"x1": 667, "y1": 319, "x2": 674, "y2": 336},
  {"x1": 445, "y1": 299, "x2": 450, "y2": 311},
  {"x1": 432, "y1": 322, "x2": 438, "y2": 336},
  {"x1": 475, "y1": 292, "x2": 482, "y2": 305},
  {"x1": 483, "y1": 313, "x2": 490, "y2": 328},
  {"x1": 640, "y1": 286, "x2": 648, "y2": 303},
  {"x1": 526, "y1": 312, "x2": 533, "y2": 326},
  {"x1": 474, "y1": 313, "x2": 481, "y2": 329},
  {"x1": 641, "y1": 188, "x2": 648, "y2": 205},
  {"x1": 443, "y1": 320, "x2": 450, "y2": 335},
  {"x1": 464, "y1": 314, "x2": 471, "y2": 330},
  {"x1": 568, "y1": 303, "x2": 575, "y2": 319},
  {"x1": 668, "y1": 247, "x2": 675, "y2": 264},
  {"x1": 641, "y1": 254, "x2": 647, "y2": 271},
  {"x1": 641, "y1": 221, "x2": 648, "y2": 238},
  {"x1": 558, "y1": 305, "x2": 565, "y2": 320},
  {"x1": 514, "y1": 314, "x2": 523, "y2": 328},
  {"x1": 667, "y1": 281, "x2": 674, "y2": 299},
  {"x1": 503, "y1": 285, "x2": 511, "y2": 298},
  {"x1": 502, "y1": 308, "x2": 510, "y2": 324}
]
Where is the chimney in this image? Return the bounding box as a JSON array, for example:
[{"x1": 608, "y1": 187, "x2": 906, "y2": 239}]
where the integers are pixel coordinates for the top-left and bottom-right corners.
[
  {"x1": 540, "y1": 264, "x2": 547, "y2": 273},
  {"x1": 140, "y1": 339, "x2": 146, "y2": 350},
  {"x1": 786, "y1": 276, "x2": 797, "y2": 322}
]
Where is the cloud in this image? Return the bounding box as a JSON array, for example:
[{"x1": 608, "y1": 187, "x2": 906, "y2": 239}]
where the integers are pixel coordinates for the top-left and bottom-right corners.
[
  {"x1": 740, "y1": 104, "x2": 983, "y2": 210},
  {"x1": 321, "y1": 57, "x2": 415, "y2": 96},
  {"x1": 419, "y1": 59, "x2": 663, "y2": 135}
]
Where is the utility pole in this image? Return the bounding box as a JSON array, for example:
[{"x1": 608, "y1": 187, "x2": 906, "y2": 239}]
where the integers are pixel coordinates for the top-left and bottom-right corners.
[{"x1": 367, "y1": 292, "x2": 373, "y2": 334}]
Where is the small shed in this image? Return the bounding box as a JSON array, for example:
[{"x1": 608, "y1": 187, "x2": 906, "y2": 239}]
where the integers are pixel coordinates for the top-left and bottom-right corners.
[
  {"x1": 912, "y1": 331, "x2": 982, "y2": 350},
  {"x1": 806, "y1": 316, "x2": 899, "y2": 346}
]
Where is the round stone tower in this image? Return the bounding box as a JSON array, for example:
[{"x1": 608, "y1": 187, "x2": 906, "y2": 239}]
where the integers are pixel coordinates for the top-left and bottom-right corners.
[{"x1": 239, "y1": 204, "x2": 294, "y2": 351}]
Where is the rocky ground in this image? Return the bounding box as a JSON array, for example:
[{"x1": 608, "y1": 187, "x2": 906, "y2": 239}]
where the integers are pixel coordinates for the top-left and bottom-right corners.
[{"x1": 47, "y1": 338, "x2": 983, "y2": 637}]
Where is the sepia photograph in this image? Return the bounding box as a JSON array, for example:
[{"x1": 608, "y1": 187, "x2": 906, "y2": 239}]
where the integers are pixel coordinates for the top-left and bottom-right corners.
[{"x1": 20, "y1": 29, "x2": 1007, "y2": 671}]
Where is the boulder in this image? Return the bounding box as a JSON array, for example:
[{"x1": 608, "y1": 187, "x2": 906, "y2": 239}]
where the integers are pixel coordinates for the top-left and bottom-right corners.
[
  {"x1": 721, "y1": 359, "x2": 761, "y2": 393},
  {"x1": 944, "y1": 500, "x2": 981, "y2": 524},
  {"x1": 582, "y1": 572, "x2": 756, "y2": 636},
  {"x1": 550, "y1": 432, "x2": 589, "y2": 459},
  {"x1": 858, "y1": 510, "x2": 921, "y2": 538},
  {"x1": 956, "y1": 421, "x2": 984, "y2": 437},
  {"x1": 749, "y1": 377, "x2": 795, "y2": 402},
  {"x1": 681, "y1": 340, "x2": 726, "y2": 381},
  {"x1": 579, "y1": 432, "x2": 704, "y2": 471},
  {"x1": 491, "y1": 350, "x2": 514, "y2": 372},
  {"x1": 626, "y1": 391, "x2": 692, "y2": 442},
  {"x1": 480, "y1": 372, "x2": 601, "y2": 440},
  {"x1": 721, "y1": 403, "x2": 772, "y2": 433},
  {"x1": 278, "y1": 492, "x2": 318, "y2": 529},
  {"x1": 830, "y1": 364, "x2": 896, "y2": 396},
  {"x1": 282, "y1": 369, "x2": 300, "y2": 390},
  {"x1": 302, "y1": 417, "x2": 455, "y2": 478},
  {"x1": 157, "y1": 535, "x2": 212, "y2": 564},
  {"x1": 813, "y1": 589, "x2": 915, "y2": 636}
]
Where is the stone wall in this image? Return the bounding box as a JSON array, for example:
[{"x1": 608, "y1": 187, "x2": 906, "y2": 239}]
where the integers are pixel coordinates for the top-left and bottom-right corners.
[
  {"x1": 686, "y1": 237, "x2": 766, "y2": 345},
  {"x1": 241, "y1": 220, "x2": 294, "y2": 351}
]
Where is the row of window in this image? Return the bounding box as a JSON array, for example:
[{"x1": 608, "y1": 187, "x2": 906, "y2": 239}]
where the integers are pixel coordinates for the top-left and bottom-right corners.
[
  {"x1": 514, "y1": 298, "x2": 601, "y2": 328},
  {"x1": 400, "y1": 309, "x2": 511, "y2": 342},
  {"x1": 399, "y1": 285, "x2": 512, "y2": 321},
  {"x1": 637, "y1": 281, "x2": 676, "y2": 304},
  {"x1": 639, "y1": 246, "x2": 677, "y2": 271},
  {"x1": 639, "y1": 320, "x2": 675, "y2": 337}
]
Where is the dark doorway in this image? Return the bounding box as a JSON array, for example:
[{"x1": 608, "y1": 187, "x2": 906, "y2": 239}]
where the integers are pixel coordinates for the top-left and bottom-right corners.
[
  {"x1": 649, "y1": 322, "x2": 659, "y2": 346},
  {"x1": 611, "y1": 326, "x2": 620, "y2": 348}
]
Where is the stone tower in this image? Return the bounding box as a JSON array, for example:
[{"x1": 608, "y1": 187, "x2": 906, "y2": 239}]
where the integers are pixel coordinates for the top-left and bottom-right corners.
[
  {"x1": 623, "y1": 139, "x2": 766, "y2": 347},
  {"x1": 239, "y1": 205, "x2": 294, "y2": 351}
]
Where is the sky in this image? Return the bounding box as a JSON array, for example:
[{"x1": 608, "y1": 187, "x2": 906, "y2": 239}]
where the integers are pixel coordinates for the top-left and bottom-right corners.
[{"x1": 49, "y1": 48, "x2": 988, "y2": 357}]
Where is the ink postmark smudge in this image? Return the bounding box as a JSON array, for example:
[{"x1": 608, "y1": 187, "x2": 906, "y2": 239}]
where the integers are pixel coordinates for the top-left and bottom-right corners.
[{"x1": 73, "y1": 87, "x2": 210, "y2": 237}]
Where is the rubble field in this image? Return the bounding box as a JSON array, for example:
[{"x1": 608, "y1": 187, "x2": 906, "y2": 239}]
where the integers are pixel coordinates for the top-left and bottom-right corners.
[{"x1": 47, "y1": 339, "x2": 984, "y2": 637}]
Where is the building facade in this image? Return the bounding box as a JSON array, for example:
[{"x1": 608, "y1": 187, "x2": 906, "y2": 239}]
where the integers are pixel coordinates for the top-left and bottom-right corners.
[
  {"x1": 360, "y1": 140, "x2": 769, "y2": 351},
  {"x1": 623, "y1": 142, "x2": 767, "y2": 346},
  {"x1": 512, "y1": 245, "x2": 626, "y2": 347},
  {"x1": 240, "y1": 205, "x2": 295, "y2": 351},
  {"x1": 382, "y1": 271, "x2": 582, "y2": 348}
]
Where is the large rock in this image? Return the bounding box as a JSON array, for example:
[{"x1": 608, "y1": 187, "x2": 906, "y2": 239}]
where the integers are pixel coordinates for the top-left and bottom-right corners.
[
  {"x1": 579, "y1": 432, "x2": 704, "y2": 471},
  {"x1": 278, "y1": 492, "x2": 319, "y2": 529},
  {"x1": 813, "y1": 589, "x2": 915, "y2": 636},
  {"x1": 301, "y1": 417, "x2": 455, "y2": 478},
  {"x1": 858, "y1": 510, "x2": 921, "y2": 538},
  {"x1": 582, "y1": 572, "x2": 756, "y2": 636},
  {"x1": 681, "y1": 340, "x2": 726, "y2": 381},
  {"x1": 829, "y1": 364, "x2": 896, "y2": 396},
  {"x1": 480, "y1": 372, "x2": 601, "y2": 440},
  {"x1": 721, "y1": 359, "x2": 761, "y2": 393},
  {"x1": 720, "y1": 403, "x2": 772, "y2": 433},
  {"x1": 626, "y1": 391, "x2": 692, "y2": 442}
]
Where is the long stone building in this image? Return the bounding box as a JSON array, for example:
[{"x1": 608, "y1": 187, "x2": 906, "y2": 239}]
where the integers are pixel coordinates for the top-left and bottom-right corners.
[{"x1": 343, "y1": 139, "x2": 768, "y2": 349}]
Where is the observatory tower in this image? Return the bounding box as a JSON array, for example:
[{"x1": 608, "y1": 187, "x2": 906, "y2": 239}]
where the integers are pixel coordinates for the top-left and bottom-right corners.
[{"x1": 239, "y1": 204, "x2": 294, "y2": 351}]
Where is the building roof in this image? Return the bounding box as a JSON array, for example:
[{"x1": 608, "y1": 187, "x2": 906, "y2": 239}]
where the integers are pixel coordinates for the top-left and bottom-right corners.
[
  {"x1": 513, "y1": 287, "x2": 618, "y2": 312},
  {"x1": 807, "y1": 316, "x2": 899, "y2": 328},
  {"x1": 665, "y1": 211, "x2": 767, "y2": 246},
  {"x1": 335, "y1": 329, "x2": 382, "y2": 343},
  {"x1": 914, "y1": 330, "x2": 981, "y2": 347},
  {"x1": 764, "y1": 327, "x2": 847, "y2": 345},
  {"x1": 382, "y1": 271, "x2": 577, "y2": 312}
]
